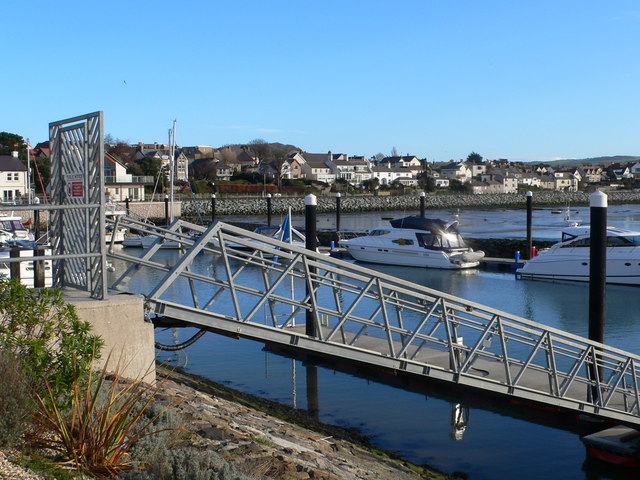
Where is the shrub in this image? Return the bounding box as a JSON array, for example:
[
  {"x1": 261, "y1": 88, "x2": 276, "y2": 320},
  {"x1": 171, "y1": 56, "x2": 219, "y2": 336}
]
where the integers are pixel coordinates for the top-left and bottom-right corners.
[
  {"x1": 0, "y1": 350, "x2": 35, "y2": 446},
  {"x1": 0, "y1": 277, "x2": 103, "y2": 401},
  {"x1": 121, "y1": 397, "x2": 253, "y2": 480},
  {"x1": 33, "y1": 358, "x2": 163, "y2": 478},
  {"x1": 120, "y1": 447, "x2": 252, "y2": 480}
]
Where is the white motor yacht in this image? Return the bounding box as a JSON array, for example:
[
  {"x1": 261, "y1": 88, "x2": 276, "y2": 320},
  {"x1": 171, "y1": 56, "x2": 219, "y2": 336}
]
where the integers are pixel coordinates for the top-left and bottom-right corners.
[
  {"x1": 0, "y1": 214, "x2": 34, "y2": 242},
  {"x1": 517, "y1": 226, "x2": 640, "y2": 285},
  {"x1": 340, "y1": 216, "x2": 484, "y2": 269}
]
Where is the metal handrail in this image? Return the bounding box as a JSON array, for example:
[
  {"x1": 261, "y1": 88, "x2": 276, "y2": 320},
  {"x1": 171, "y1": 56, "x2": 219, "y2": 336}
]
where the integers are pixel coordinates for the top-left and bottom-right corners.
[{"x1": 106, "y1": 216, "x2": 640, "y2": 425}]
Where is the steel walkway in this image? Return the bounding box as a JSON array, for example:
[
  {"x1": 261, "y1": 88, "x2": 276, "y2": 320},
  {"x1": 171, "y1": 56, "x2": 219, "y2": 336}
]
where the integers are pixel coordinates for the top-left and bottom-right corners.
[{"x1": 107, "y1": 216, "x2": 640, "y2": 426}]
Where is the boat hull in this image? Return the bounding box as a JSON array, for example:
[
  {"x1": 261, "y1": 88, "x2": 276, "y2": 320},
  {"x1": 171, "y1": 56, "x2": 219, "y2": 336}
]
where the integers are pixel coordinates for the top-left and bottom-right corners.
[
  {"x1": 344, "y1": 245, "x2": 479, "y2": 269},
  {"x1": 517, "y1": 249, "x2": 640, "y2": 286}
]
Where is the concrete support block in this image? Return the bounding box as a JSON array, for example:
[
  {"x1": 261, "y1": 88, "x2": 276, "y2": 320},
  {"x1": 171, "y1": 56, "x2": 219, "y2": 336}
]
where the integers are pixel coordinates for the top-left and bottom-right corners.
[{"x1": 63, "y1": 289, "x2": 156, "y2": 383}]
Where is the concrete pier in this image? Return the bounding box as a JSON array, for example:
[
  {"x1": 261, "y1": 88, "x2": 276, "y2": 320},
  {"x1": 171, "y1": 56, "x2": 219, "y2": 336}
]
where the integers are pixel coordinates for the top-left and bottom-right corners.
[{"x1": 64, "y1": 289, "x2": 156, "y2": 383}]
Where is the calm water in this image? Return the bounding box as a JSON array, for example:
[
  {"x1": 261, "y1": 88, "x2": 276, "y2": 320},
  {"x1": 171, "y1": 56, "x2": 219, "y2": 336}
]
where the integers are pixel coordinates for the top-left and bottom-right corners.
[{"x1": 112, "y1": 205, "x2": 640, "y2": 480}]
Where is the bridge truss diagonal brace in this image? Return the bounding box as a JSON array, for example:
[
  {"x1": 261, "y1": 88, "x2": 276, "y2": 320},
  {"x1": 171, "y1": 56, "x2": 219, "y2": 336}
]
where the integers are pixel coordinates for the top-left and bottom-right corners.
[{"x1": 147, "y1": 222, "x2": 222, "y2": 301}]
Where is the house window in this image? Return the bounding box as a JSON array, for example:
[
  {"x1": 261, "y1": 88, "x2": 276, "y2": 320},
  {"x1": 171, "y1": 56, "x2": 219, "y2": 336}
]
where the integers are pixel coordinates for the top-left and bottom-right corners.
[
  {"x1": 6, "y1": 174, "x2": 10, "y2": 181},
  {"x1": 13, "y1": 173, "x2": 19, "y2": 181},
  {"x1": 3, "y1": 190, "x2": 12, "y2": 201}
]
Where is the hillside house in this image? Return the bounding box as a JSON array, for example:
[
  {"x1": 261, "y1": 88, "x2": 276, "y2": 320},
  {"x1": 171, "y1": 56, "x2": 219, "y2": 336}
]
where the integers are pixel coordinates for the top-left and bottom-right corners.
[
  {"x1": 104, "y1": 153, "x2": 147, "y2": 201},
  {"x1": 0, "y1": 152, "x2": 28, "y2": 203},
  {"x1": 372, "y1": 165, "x2": 414, "y2": 185},
  {"x1": 553, "y1": 172, "x2": 578, "y2": 191},
  {"x1": 327, "y1": 155, "x2": 372, "y2": 185},
  {"x1": 298, "y1": 153, "x2": 335, "y2": 183},
  {"x1": 441, "y1": 162, "x2": 472, "y2": 183}
]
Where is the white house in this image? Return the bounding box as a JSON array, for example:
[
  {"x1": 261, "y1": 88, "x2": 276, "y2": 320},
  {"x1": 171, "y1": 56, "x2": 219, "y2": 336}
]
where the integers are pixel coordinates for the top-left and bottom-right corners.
[
  {"x1": 0, "y1": 152, "x2": 28, "y2": 203},
  {"x1": 104, "y1": 153, "x2": 147, "y2": 201},
  {"x1": 299, "y1": 153, "x2": 336, "y2": 183},
  {"x1": 372, "y1": 165, "x2": 414, "y2": 185},
  {"x1": 327, "y1": 155, "x2": 373, "y2": 185},
  {"x1": 441, "y1": 162, "x2": 472, "y2": 183}
]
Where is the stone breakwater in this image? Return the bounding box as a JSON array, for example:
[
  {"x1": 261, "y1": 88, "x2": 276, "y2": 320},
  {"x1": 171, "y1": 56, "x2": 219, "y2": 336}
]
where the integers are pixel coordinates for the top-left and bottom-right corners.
[{"x1": 181, "y1": 190, "x2": 640, "y2": 217}]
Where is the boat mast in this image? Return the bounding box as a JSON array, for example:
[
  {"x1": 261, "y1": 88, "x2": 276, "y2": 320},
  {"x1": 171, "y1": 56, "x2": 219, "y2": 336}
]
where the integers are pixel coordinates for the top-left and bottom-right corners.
[
  {"x1": 26, "y1": 138, "x2": 31, "y2": 204},
  {"x1": 168, "y1": 119, "x2": 177, "y2": 223}
]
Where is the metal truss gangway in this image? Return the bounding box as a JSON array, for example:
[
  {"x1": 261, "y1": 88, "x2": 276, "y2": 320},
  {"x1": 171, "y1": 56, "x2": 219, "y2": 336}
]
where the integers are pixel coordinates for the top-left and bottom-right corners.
[{"x1": 106, "y1": 215, "x2": 640, "y2": 427}]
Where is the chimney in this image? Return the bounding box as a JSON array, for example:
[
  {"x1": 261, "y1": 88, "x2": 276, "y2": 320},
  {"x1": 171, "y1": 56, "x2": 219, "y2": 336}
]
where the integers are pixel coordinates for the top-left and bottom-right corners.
[{"x1": 11, "y1": 151, "x2": 18, "y2": 158}]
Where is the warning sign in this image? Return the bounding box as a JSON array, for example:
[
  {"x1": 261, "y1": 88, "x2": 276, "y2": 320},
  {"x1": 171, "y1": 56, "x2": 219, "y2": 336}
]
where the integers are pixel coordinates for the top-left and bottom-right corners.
[{"x1": 64, "y1": 173, "x2": 84, "y2": 199}]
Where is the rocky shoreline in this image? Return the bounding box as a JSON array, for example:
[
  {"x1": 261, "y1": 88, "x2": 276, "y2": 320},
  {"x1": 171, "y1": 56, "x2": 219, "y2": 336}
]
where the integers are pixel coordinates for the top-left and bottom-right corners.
[
  {"x1": 0, "y1": 366, "x2": 457, "y2": 479},
  {"x1": 181, "y1": 190, "x2": 640, "y2": 217}
]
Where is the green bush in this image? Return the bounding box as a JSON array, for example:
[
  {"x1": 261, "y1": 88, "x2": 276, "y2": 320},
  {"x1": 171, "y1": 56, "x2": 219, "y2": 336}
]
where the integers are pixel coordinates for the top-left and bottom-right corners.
[
  {"x1": 0, "y1": 278, "x2": 103, "y2": 401},
  {"x1": 121, "y1": 402, "x2": 253, "y2": 480},
  {"x1": 121, "y1": 447, "x2": 252, "y2": 480},
  {"x1": 0, "y1": 350, "x2": 34, "y2": 446}
]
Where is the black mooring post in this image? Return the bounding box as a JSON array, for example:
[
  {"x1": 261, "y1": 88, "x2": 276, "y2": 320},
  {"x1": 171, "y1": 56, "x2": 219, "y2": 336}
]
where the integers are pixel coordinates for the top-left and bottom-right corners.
[
  {"x1": 305, "y1": 194, "x2": 318, "y2": 338},
  {"x1": 526, "y1": 191, "x2": 533, "y2": 259},
  {"x1": 335, "y1": 192, "x2": 341, "y2": 235},
  {"x1": 164, "y1": 195, "x2": 169, "y2": 225},
  {"x1": 306, "y1": 364, "x2": 320, "y2": 420},
  {"x1": 211, "y1": 194, "x2": 216, "y2": 225},
  {"x1": 588, "y1": 190, "x2": 607, "y2": 398},
  {"x1": 125, "y1": 197, "x2": 130, "y2": 215},
  {"x1": 266, "y1": 193, "x2": 272, "y2": 227},
  {"x1": 34, "y1": 208, "x2": 40, "y2": 244},
  {"x1": 419, "y1": 191, "x2": 426, "y2": 218}
]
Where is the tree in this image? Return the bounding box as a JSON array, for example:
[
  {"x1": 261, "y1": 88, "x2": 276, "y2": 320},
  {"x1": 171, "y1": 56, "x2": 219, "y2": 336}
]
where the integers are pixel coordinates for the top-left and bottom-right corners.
[
  {"x1": 128, "y1": 155, "x2": 162, "y2": 179},
  {"x1": 374, "y1": 153, "x2": 385, "y2": 163},
  {"x1": 271, "y1": 145, "x2": 290, "y2": 187},
  {"x1": 417, "y1": 172, "x2": 436, "y2": 192},
  {"x1": 33, "y1": 156, "x2": 51, "y2": 194},
  {"x1": 467, "y1": 152, "x2": 483, "y2": 165},
  {"x1": 390, "y1": 146, "x2": 399, "y2": 157},
  {"x1": 0, "y1": 132, "x2": 26, "y2": 156},
  {"x1": 362, "y1": 177, "x2": 380, "y2": 192},
  {"x1": 247, "y1": 139, "x2": 271, "y2": 164},
  {"x1": 449, "y1": 178, "x2": 472, "y2": 193}
]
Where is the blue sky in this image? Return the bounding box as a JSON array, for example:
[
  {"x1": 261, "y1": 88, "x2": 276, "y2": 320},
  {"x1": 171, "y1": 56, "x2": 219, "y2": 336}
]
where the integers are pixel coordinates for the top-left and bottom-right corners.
[{"x1": 3, "y1": 1, "x2": 640, "y2": 162}]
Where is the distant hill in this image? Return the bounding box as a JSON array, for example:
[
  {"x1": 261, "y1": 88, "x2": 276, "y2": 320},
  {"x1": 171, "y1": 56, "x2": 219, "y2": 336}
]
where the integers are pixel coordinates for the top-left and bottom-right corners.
[{"x1": 530, "y1": 155, "x2": 640, "y2": 167}]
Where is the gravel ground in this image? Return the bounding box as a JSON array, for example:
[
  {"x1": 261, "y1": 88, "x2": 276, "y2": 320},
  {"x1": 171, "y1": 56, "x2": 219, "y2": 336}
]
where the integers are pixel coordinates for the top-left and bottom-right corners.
[{"x1": 0, "y1": 450, "x2": 44, "y2": 479}]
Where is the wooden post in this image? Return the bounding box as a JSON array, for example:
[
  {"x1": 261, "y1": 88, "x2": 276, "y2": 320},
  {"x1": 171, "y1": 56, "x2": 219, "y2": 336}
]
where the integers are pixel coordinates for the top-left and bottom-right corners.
[
  {"x1": 34, "y1": 246, "x2": 45, "y2": 288},
  {"x1": 419, "y1": 191, "x2": 426, "y2": 218},
  {"x1": 10, "y1": 247, "x2": 20, "y2": 281}
]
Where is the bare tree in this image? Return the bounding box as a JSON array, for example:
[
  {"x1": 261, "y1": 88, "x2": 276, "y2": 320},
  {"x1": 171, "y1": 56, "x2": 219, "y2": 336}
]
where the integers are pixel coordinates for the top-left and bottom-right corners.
[
  {"x1": 390, "y1": 146, "x2": 399, "y2": 157},
  {"x1": 271, "y1": 145, "x2": 290, "y2": 187},
  {"x1": 248, "y1": 139, "x2": 271, "y2": 163}
]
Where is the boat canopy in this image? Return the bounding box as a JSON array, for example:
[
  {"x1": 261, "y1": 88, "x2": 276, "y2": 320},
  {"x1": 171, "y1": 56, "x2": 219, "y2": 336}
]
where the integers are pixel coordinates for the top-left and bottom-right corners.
[{"x1": 390, "y1": 216, "x2": 458, "y2": 233}]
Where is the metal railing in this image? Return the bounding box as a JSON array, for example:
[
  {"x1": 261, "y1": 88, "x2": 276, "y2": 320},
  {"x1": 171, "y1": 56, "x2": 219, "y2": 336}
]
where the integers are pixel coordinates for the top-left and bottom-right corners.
[{"x1": 106, "y1": 216, "x2": 640, "y2": 425}]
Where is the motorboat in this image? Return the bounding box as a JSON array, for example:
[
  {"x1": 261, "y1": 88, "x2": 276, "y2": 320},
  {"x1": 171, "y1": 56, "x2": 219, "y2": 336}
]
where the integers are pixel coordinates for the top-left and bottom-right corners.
[
  {"x1": 517, "y1": 225, "x2": 640, "y2": 285},
  {"x1": 0, "y1": 214, "x2": 34, "y2": 242},
  {"x1": 122, "y1": 233, "x2": 182, "y2": 249},
  {"x1": 104, "y1": 202, "x2": 129, "y2": 243},
  {"x1": 339, "y1": 216, "x2": 484, "y2": 269}
]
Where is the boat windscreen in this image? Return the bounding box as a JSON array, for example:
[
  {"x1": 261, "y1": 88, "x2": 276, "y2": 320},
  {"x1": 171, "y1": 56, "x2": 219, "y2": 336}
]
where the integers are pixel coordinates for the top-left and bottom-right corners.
[{"x1": 0, "y1": 220, "x2": 24, "y2": 231}]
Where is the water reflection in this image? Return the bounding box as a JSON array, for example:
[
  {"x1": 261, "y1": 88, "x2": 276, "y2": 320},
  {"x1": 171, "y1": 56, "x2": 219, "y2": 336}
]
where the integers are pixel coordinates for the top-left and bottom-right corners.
[{"x1": 108, "y1": 238, "x2": 640, "y2": 480}]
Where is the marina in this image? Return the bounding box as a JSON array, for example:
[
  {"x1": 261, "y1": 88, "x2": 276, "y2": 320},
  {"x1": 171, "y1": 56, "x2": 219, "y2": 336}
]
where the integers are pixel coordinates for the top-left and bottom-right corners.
[{"x1": 104, "y1": 202, "x2": 640, "y2": 480}]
